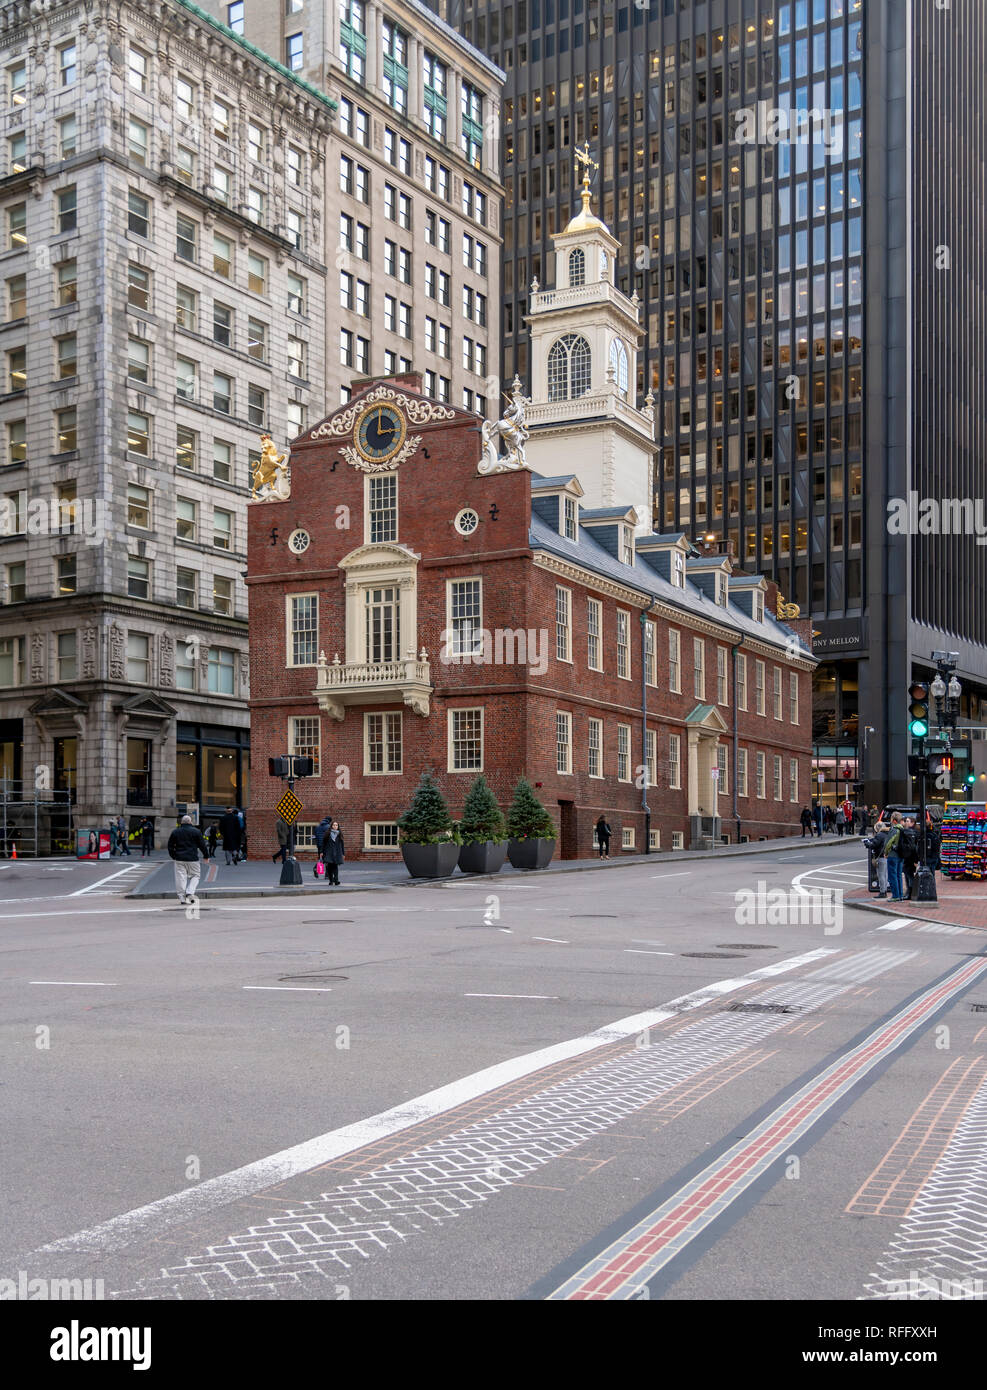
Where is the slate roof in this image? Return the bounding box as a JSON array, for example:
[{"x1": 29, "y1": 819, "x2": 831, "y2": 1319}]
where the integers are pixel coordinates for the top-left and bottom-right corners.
[{"x1": 528, "y1": 510, "x2": 814, "y2": 661}]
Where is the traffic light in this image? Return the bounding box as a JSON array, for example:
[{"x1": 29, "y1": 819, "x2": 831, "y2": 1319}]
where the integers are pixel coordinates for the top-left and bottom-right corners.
[
  {"x1": 966, "y1": 772, "x2": 976, "y2": 787},
  {"x1": 908, "y1": 680, "x2": 930, "y2": 738}
]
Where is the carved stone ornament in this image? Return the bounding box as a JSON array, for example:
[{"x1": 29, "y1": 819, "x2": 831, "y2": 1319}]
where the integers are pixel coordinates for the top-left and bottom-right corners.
[
  {"x1": 108, "y1": 622, "x2": 125, "y2": 681},
  {"x1": 81, "y1": 627, "x2": 97, "y2": 680},
  {"x1": 30, "y1": 631, "x2": 46, "y2": 683},
  {"x1": 159, "y1": 631, "x2": 175, "y2": 688},
  {"x1": 339, "y1": 435, "x2": 422, "y2": 474},
  {"x1": 478, "y1": 376, "x2": 531, "y2": 475},
  {"x1": 310, "y1": 387, "x2": 456, "y2": 442}
]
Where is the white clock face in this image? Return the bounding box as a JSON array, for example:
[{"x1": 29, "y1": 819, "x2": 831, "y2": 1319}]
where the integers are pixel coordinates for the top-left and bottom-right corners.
[
  {"x1": 287, "y1": 529, "x2": 311, "y2": 554},
  {"x1": 455, "y1": 508, "x2": 480, "y2": 536}
]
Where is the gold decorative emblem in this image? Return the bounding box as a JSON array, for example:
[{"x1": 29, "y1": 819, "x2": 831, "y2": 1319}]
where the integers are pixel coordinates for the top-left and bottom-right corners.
[
  {"x1": 777, "y1": 596, "x2": 801, "y2": 620},
  {"x1": 250, "y1": 434, "x2": 290, "y2": 501}
]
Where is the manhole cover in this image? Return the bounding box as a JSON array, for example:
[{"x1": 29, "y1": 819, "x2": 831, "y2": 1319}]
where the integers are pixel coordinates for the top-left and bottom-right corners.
[
  {"x1": 716, "y1": 943, "x2": 777, "y2": 950},
  {"x1": 725, "y1": 1001, "x2": 801, "y2": 1014},
  {"x1": 681, "y1": 951, "x2": 746, "y2": 959}
]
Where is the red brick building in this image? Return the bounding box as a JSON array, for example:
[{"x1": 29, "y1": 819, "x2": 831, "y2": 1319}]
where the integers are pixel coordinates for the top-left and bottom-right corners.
[{"x1": 246, "y1": 370, "x2": 816, "y2": 860}]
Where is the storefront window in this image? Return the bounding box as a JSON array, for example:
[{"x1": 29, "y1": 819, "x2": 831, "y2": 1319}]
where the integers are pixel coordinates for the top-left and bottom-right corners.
[
  {"x1": 126, "y1": 738, "x2": 152, "y2": 805},
  {"x1": 176, "y1": 744, "x2": 197, "y2": 804},
  {"x1": 54, "y1": 737, "x2": 77, "y2": 801}
]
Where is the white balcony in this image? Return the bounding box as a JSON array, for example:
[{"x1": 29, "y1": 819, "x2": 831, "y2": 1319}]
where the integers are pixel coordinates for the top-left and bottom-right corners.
[
  {"x1": 314, "y1": 649, "x2": 432, "y2": 722},
  {"x1": 530, "y1": 279, "x2": 640, "y2": 319}
]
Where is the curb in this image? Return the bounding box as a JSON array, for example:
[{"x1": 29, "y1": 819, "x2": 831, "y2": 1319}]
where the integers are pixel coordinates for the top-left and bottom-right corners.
[
  {"x1": 846, "y1": 893, "x2": 985, "y2": 932},
  {"x1": 126, "y1": 834, "x2": 854, "y2": 900}
]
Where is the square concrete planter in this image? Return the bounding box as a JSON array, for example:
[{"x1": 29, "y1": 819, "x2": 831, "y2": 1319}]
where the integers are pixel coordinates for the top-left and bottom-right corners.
[
  {"x1": 507, "y1": 837, "x2": 556, "y2": 870},
  {"x1": 401, "y1": 840, "x2": 461, "y2": 879},
  {"x1": 458, "y1": 840, "x2": 508, "y2": 875}
]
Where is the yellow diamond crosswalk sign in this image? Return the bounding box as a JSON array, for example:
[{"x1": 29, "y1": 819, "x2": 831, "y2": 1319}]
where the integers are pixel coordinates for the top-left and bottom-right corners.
[{"x1": 276, "y1": 789, "x2": 303, "y2": 825}]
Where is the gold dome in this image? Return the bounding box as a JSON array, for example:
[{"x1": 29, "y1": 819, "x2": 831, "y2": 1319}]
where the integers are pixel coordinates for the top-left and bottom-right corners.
[{"x1": 564, "y1": 186, "x2": 606, "y2": 234}]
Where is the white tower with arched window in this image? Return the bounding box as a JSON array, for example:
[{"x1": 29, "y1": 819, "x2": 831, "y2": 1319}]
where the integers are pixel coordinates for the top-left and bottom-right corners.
[{"x1": 524, "y1": 165, "x2": 656, "y2": 530}]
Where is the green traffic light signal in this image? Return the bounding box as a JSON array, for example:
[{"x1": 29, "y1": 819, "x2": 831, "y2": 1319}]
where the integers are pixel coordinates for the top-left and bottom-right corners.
[
  {"x1": 966, "y1": 772, "x2": 976, "y2": 786},
  {"x1": 908, "y1": 680, "x2": 929, "y2": 738},
  {"x1": 909, "y1": 718, "x2": 929, "y2": 737}
]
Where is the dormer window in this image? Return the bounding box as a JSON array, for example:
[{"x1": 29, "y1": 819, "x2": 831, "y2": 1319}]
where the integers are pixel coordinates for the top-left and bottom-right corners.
[
  {"x1": 621, "y1": 525, "x2": 634, "y2": 566},
  {"x1": 753, "y1": 591, "x2": 764, "y2": 622},
  {"x1": 715, "y1": 572, "x2": 727, "y2": 605},
  {"x1": 672, "y1": 550, "x2": 685, "y2": 588},
  {"x1": 563, "y1": 494, "x2": 578, "y2": 541}
]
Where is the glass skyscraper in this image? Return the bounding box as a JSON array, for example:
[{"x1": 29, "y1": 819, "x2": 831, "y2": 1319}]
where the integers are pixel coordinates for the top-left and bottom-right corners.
[{"x1": 433, "y1": 0, "x2": 987, "y2": 804}]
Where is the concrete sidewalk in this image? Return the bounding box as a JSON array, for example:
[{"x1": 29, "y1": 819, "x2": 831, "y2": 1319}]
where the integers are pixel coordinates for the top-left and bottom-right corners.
[
  {"x1": 847, "y1": 875, "x2": 987, "y2": 931},
  {"x1": 130, "y1": 831, "x2": 851, "y2": 899}
]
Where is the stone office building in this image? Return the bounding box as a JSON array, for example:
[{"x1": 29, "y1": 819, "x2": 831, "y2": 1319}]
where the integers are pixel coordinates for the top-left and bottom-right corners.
[{"x1": 0, "y1": 0, "x2": 331, "y2": 845}]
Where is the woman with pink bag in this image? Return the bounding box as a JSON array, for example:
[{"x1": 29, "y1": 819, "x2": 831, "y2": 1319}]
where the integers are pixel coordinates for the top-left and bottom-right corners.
[{"x1": 320, "y1": 821, "x2": 345, "y2": 886}]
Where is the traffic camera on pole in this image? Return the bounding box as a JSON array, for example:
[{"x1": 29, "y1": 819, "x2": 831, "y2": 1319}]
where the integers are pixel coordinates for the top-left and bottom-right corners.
[{"x1": 908, "y1": 681, "x2": 929, "y2": 738}]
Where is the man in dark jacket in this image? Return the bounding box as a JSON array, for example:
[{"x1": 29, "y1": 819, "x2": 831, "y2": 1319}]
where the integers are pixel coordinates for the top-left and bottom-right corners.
[
  {"x1": 865, "y1": 822, "x2": 889, "y2": 897},
  {"x1": 899, "y1": 817, "x2": 921, "y2": 898},
  {"x1": 219, "y1": 807, "x2": 242, "y2": 865},
  {"x1": 167, "y1": 815, "x2": 210, "y2": 904},
  {"x1": 800, "y1": 806, "x2": 813, "y2": 838}
]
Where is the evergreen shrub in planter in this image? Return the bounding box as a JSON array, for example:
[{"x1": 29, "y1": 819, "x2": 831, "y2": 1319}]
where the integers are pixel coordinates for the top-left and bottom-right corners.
[
  {"x1": 398, "y1": 771, "x2": 460, "y2": 878},
  {"x1": 506, "y1": 778, "x2": 556, "y2": 870},
  {"x1": 457, "y1": 775, "x2": 508, "y2": 875}
]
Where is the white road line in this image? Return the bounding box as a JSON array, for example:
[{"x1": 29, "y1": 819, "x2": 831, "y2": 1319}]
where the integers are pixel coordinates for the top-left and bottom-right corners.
[
  {"x1": 0, "y1": 904, "x2": 361, "y2": 920},
  {"x1": 465, "y1": 993, "x2": 558, "y2": 1000},
  {"x1": 242, "y1": 986, "x2": 332, "y2": 993},
  {"x1": 532, "y1": 936, "x2": 569, "y2": 944},
  {"x1": 872, "y1": 918, "x2": 916, "y2": 932},
  {"x1": 649, "y1": 872, "x2": 692, "y2": 879},
  {"x1": 36, "y1": 945, "x2": 838, "y2": 1256},
  {"x1": 29, "y1": 980, "x2": 117, "y2": 987},
  {"x1": 624, "y1": 949, "x2": 674, "y2": 956},
  {"x1": 70, "y1": 865, "x2": 148, "y2": 896}
]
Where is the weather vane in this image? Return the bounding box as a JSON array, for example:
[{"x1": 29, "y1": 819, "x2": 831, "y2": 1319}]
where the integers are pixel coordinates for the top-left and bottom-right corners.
[{"x1": 574, "y1": 141, "x2": 598, "y2": 192}]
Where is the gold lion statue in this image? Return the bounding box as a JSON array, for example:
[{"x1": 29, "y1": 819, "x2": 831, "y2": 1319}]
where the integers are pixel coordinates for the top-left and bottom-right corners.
[{"x1": 251, "y1": 434, "x2": 290, "y2": 501}]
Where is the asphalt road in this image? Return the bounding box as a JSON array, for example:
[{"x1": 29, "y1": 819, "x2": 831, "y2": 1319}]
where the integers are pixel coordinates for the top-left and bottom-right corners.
[{"x1": 1, "y1": 842, "x2": 985, "y2": 1311}]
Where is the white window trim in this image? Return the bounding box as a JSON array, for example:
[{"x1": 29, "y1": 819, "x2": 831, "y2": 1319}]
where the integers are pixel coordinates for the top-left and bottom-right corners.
[
  {"x1": 588, "y1": 715, "x2": 604, "y2": 778},
  {"x1": 621, "y1": 826, "x2": 635, "y2": 850},
  {"x1": 364, "y1": 471, "x2": 399, "y2": 546},
  {"x1": 789, "y1": 756, "x2": 799, "y2": 803},
  {"x1": 693, "y1": 636, "x2": 705, "y2": 700},
  {"x1": 288, "y1": 715, "x2": 321, "y2": 777},
  {"x1": 556, "y1": 710, "x2": 572, "y2": 775},
  {"x1": 755, "y1": 659, "x2": 766, "y2": 716},
  {"x1": 645, "y1": 620, "x2": 657, "y2": 687},
  {"x1": 789, "y1": 670, "x2": 799, "y2": 724},
  {"x1": 447, "y1": 705, "x2": 484, "y2": 772},
  {"x1": 364, "y1": 820, "x2": 401, "y2": 850},
  {"x1": 671, "y1": 830, "x2": 684, "y2": 850},
  {"x1": 556, "y1": 584, "x2": 572, "y2": 664},
  {"x1": 669, "y1": 732, "x2": 682, "y2": 789},
  {"x1": 338, "y1": 543, "x2": 419, "y2": 665},
  {"x1": 363, "y1": 710, "x2": 403, "y2": 776},
  {"x1": 669, "y1": 628, "x2": 682, "y2": 694},
  {"x1": 737, "y1": 652, "x2": 748, "y2": 711},
  {"x1": 773, "y1": 754, "x2": 783, "y2": 801},
  {"x1": 616, "y1": 608, "x2": 631, "y2": 680},
  {"x1": 738, "y1": 747, "x2": 749, "y2": 797},
  {"x1": 773, "y1": 666, "x2": 783, "y2": 721},
  {"x1": 587, "y1": 596, "x2": 603, "y2": 671},
  {"x1": 717, "y1": 645, "x2": 729, "y2": 705},
  {"x1": 617, "y1": 722, "x2": 632, "y2": 782},
  {"x1": 445, "y1": 575, "x2": 483, "y2": 660},
  {"x1": 285, "y1": 591, "x2": 318, "y2": 668}
]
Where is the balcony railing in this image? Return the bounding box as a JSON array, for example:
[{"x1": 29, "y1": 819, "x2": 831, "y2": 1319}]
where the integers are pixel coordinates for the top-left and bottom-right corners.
[
  {"x1": 314, "y1": 650, "x2": 432, "y2": 721},
  {"x1": 530, "y1": 278, "x2": 639, "y2": 319}
]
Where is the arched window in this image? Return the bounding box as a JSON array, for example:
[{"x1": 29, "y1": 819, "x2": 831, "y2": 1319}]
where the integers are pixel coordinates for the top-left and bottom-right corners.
[
  {"x1": 548, "y1": 333, "x2": 592, "y2": 402},
  {"x1": 609, "y1": 339, "x2": 629, "y2": 397},
  {"x1": 568, "y1": 247, "x2": 585, "y2": 287},
  {"x1": 599, "y1": 249, "x2": 609, "y2": 282}
]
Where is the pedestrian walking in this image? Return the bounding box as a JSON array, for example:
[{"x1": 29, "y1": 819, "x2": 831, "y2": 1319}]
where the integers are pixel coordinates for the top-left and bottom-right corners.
[
  {"x1": 320, "y1": 820, "x2": 344, "y2": 885},
  {"x1": 139, "y1": 816, "x2": 154, "y2": 856},
  {"x1": 109, "y1": 820, "x2": 119, "y2": 856},
  {"x1": 799, "y1": 806, "x2": 813, "y2": 838},
  {"x1": 835, "y1": 806, "x2": 846, "y2": 837},
  {"x1": 812, "y1": 802, "x2": 823, "y2": 837},
  {"x1": 272, "y1": 816, "x2": 290, "y2": 863},
  {"x1": 218, "y1": 807, "x2": 242, "y2": 865},
  {"x1": 117, "y1": 815, "x2": 131, "y2": 855},
  {"x1": 595, "y1": 814, "x2": 613, "y2": 859},
  {"x1": 865, "y1": 821, "x2": 890, "y2": 897},
  {"x1": 900, "y1": 815, "x2": 920, "y2": 898},
  {"x1": 167, "y1": 814, "x2": 210, "y2": 905},
  {"x1": 206, "y1": 822, "x2": 218, "y2": 858},
  {"x1": 314, "y1": 813, "x2": 333, "y2": 855}
]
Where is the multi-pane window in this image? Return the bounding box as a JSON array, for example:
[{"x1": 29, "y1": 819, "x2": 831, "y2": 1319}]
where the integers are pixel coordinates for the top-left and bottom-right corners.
[
  {"x1": 669, "y1": 732, "x2": 682, "y2": 789},
  {"x1": 364, "y1": 822, "x2": 400, "y2": 850},
  {"x1": 58, "y1": 261, "x2": 79, "y2": 307},
  {"x1": 246, "y1": 121, "x2": 266, "y2": 163},
  {"x1": 365, "y1": 712, "x2": 402, "y2": 775},
  {"x1": 6, "y1": 346, "x2": 25, "y2": 393},
  {"x1": 57, "y1": 631, "x2": 77, "y2": 681},
  {"x1": 773, "y1": 755, "x2": 783, "y2": 802},
  {"x1": 737, "y1": 653, "x2": 748, "y2": 710},
  {"x1": 127, "y1": 410, "x2": 149, "y2": 456},
  {"x1": 693, "y1": 637, "x2": 705, "y2": 699},
  {"x1": 0, "y1": 636, "x2": 25, "y2": 685},
  {"x1": 248, "y1": 385, "x2": 266, "y2": 426},
  {"x1": 6, "y1": 201, "x2": 26, "y2": 251},
  {"x1": 790, "y1": 671, "x2": 799, "y2": 724},
  {"x1": 248, "y1": 318, "x2": 267, "y2": 361},
  {"x1": 646, "y1": 729, "x2": 657, "y2": 788},
  {"x1": 128, "y1": 117, "x2": 149, "y2": 165},
  {"x1": 285, "y1": 33, "x2": 304, "y2": 70},
  {"x1": 127, "y1": 558, "x2": 150, "y2": 600},
  {"x1": 286, "y1": 145, "x2": 304, "y2": 188},
  {"x1": 716, "y1": 743, "x2": 729, "y2": 796},
  {"x1": 425, "y1": 156, "x2": 449, "y2": 200},
  {"x1": 368, "y1": 474, "x2": 397, "y2": 544},
  {"x1": 645, "y1": 621, "x2": 657, "y2": 686},
  {"x1": 755, "y1": 752, "x2": 766, "y2": 799},
  {"x1": 127, "y1": 632, "x2": 150, "y2": 681},
  {"x1": 669, "y1": 629, "x2": 681, "y2": 693},
  {"x1": 5, "y1": 273, "x2": 25, "y2": 320},
  {"x1": 382, "y1": 23, "x2": 408, "y2": 112},
  {"x1": 176, "y1": 214, "x2": 197, "y2": 262},
  {"x1": 59, "y1": 41, "x2": 77, "y2": 87},
  {"x1": 57, "y1": 186, "x2": 77, "y2": 233},
  {"x1": 56, "y1": 406, "x2": 77, "y2": 452},
  {"x1": 56, "y1": 555, "x2": 76, "y2": 594},
  {"x1": 449, "y1": 708, "x2": 482, "y2": 771},
  {"x1": 127, "y1": 190, "x2": 149, "y2": 238},
  {"x1": 175, "y1": 564, "x2": 197, "y2": 613},
  {"x1": 287, "y1": 335, "x2": 305, "y2": 377},
  {"x1": 588, "y1": 717, "x2": 603, "y2": 777},
  {"x1": 423, "y1": 52, "x2": 447, "y2": 138},
  {"x1": 8, "y1": 62, "x2": 26, "y2": 106},
  {"x1": 340, "y1": 1, "x2": 366, "y2": 82},
  {"x1": 556, "y1": 585, "x2": 571, "y2": 661},
  {"x1": 212, "y1": 507, "x2": 233, "y2": 551},
  {"x1": 285, "y1": 209, "x2": 302, "y2": 251},
  {"x1": 288, "y1": 593, "x2": 318, "y2": 666},
  {"x1": 246, "y1": 187, "x2": 266, "y2": 223},
  {"x1": 288, "y1": 715, "x2": 321, "y2": 776},
  {"x1": 616, "y1": 610, "x2": 630, "y2": 679},
  {"x1": 207, "y1": 647, "x2": 235, "y2": 695},
  {"x1": 773, "y1": 666, "x2": 783, "y2": 720},
  {"x1": 176, "y1": 641, "x2": 196, "y2": 689},
  {"x1": 127, "y1": 483, "x2": 151, "y2": 529},
  {"x1": 547, "y1": 334, "x2": 591, "y2": 401},
  {"x1": 587, "y1": 598, "x2": 602, "y2": 670},
  {"x1": 8, "y1": 132, "x2": 26, "y2": 173},
  {"x1": 176, "y1": 77, "x2": 195, "y2": 120},
  {"x1": 212, "y1": 439, "x2": 233, "y2": 483},
  {"x1": 717, "y1": 647, "x2": 728, "y2": 704},
  {"x1": 128, "y1": 45, "x2": 148, "y2": 92},
  {"x1": 617, "y1": 724, "x2": 631, "y2": 782},
  {"x1": 287, "y1": 273, "x2": 306, "y2": 316},
  {"x1": 448, "y1": 578, "x2": 482, "y2": 658},
  {"x1": 738, "y1": 748, "x2": 749, "y2": 797},
  {"x1": 6, "y1": 419, "x2": 25, "y2": 465},
  {"x1": 365, "y1": 586, "x2": 401, "y2": 663},
  {"x1": 5, "y1": 559, "x2": 26, "y2": 596},
  {"x1": 755, "y1": 659, "x2": 766, "y2": 715},
  {"x1": 212, "y1": 232, "x2": 233, "y2": 279},
  {"x1": 126, "y1": 263, "x2": 148, "y2": 310},
  {"x1": 556, "y1": 712, "x2": 572, "y2": 774},
  {"x1": 176, "y1": 497, "x2": 197, "y2": 542},
  {"x1": 58, "y1": 115, "x2": 77, "y2": 159},
  {"x1": 176, "y1": 356, "x2": 197, "y2": 400},
  {"x1": 248, "y1": 252, "x2": 267, "y2": 295},
  {"x1": 174, "y1": 285, "x2": 197, "y2": 333},
  {"x1": 176, "y1": 427, "x2": 197, "y2": 472},
  {"x1": 461, "y1": 82, "x2": 483, "y2": 166}
]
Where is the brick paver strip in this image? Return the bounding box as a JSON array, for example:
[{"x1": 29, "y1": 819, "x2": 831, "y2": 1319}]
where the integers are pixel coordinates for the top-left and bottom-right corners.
[{"x1": 548, "y1": 953, "x2": 987, "y2": 1300}]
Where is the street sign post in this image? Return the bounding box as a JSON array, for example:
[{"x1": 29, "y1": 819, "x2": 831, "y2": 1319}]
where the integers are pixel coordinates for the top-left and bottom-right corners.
[{"x1": 270, "y1": 758, "x2": 311, "y2": 886}]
